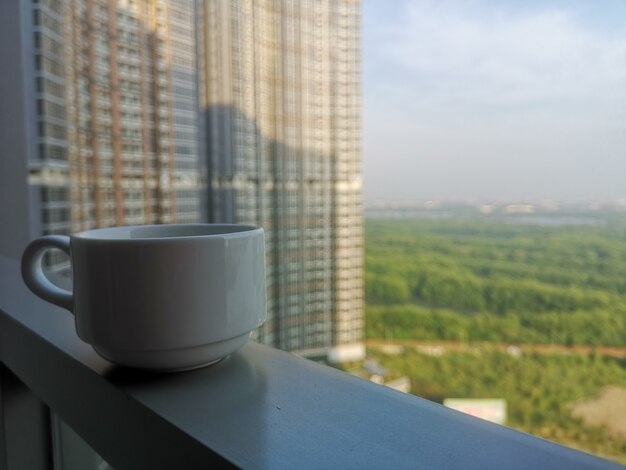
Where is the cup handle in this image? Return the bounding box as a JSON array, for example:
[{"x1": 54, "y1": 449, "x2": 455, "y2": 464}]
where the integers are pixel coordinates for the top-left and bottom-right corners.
[{"x1": 21, "y1": 235, "x2": 74, "y2": 312}]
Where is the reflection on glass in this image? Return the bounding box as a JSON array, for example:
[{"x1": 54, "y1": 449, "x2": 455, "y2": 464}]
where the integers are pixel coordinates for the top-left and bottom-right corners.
[{"x1": 51, "y1": 413, "x2": 113, "y2": 470}]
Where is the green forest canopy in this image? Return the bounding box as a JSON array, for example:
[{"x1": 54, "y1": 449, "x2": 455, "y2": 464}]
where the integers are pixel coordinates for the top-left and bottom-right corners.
[
  {"x1": 364, "y1": 218, "x2": 626, "y2": 346},
  {"x1": 369, "y1": 346, "x2": 626, "y2": 462}
]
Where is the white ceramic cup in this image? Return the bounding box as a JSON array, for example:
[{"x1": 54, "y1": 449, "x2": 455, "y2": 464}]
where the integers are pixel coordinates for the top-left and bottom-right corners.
[{"x1": 21, "y1": 224, "x2": 266, "y2": 371}]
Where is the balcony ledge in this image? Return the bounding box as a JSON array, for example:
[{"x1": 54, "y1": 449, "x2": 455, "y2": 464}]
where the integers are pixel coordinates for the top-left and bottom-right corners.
[{"x1": 0, "y1": 256, "x2": 620, "y2": 470}]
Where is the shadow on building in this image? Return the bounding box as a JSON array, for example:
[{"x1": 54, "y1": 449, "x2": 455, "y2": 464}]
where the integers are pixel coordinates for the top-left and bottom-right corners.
[{"x1": 203, "y1": 105, "x2": 364, "y2": 361}]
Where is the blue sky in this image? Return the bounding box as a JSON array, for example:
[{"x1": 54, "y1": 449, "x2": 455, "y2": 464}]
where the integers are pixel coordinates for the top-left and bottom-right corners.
[{"x1": 362, "y1": 0, "x2": 626, "y2": 203}]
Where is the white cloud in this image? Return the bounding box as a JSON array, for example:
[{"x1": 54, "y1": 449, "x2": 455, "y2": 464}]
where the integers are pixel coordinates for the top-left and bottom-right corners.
[
  {"x1": 363, "y1": 0, "x2": 626, "y2": 202},
  {"x1": 373, "y1": 0, "x2": 626, "y2": 112}
]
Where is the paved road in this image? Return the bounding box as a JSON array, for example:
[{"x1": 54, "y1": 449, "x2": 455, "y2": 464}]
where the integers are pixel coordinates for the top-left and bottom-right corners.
[{"x1": 365, "y1": 339, "x2": 626, "y2": 358}]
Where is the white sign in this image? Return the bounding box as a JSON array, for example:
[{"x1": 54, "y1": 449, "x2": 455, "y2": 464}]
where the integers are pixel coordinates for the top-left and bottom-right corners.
[{"x1": 443, "y1": 399, "x2": 507, "y2": 425}]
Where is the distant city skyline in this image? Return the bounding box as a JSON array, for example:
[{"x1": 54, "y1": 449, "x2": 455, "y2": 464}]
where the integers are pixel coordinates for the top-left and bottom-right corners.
[{"x1": 363, "y1": 0, "x2": 626, "y2": 203}]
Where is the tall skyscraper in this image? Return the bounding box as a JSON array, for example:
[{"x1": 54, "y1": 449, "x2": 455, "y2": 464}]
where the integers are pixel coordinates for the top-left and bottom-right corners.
[
  {"x1": 200, "y1": 0, "x2": 364, "y2": 362},
  {"x1": 1, "y1": 0, "x2": 364, "y2": 363},
  {"x1": 1, "y1": 0, "x2": 203, "y2": 268}
]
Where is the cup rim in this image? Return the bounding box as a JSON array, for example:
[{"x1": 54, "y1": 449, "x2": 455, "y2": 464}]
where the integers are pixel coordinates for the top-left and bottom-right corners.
[{"x1": 71, "y1": 223, "x2": 263, "y2": 242}]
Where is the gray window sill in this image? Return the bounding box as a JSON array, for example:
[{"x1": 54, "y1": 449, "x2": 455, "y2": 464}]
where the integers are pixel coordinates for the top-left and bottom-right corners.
[{"x1": 0, "y1": 256, "x2": 619, "y2": 469}]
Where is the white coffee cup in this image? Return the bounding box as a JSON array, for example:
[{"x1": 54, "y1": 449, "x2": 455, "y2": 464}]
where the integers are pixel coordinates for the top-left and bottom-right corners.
[{"x1": 21, "y1": 224, "x2": 266, "y2": 371}]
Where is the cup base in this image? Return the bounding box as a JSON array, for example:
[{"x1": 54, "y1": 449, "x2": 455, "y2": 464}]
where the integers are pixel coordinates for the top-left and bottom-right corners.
[{"x1": 92, "y1": 332, "x2": 251, "y2": 372}]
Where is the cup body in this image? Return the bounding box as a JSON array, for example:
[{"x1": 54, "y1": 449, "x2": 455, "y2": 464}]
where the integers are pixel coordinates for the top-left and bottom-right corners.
[{"x1": 25, "y1": 224, "x2": 266, "y2": 371}]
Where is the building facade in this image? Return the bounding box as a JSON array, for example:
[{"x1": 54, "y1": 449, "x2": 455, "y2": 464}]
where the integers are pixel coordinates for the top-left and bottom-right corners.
[
  {"x1": 1, "y1": 0, "x2": 364, "y2": 363},
  {"x1": 7, "y1": 0, "x2": 203, "y2": 271},
  {"x1": 200, "y1": 0, "x2": 364, "y2": 361}
]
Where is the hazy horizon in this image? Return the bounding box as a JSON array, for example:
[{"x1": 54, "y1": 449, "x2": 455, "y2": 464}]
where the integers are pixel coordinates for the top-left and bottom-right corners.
[{"x1": 363, "y1": 0, "x2": 626, "y2": 204}]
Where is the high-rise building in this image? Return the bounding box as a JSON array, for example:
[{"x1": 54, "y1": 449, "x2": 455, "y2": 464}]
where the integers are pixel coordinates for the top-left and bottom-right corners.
[
  {"x1": 1, "y1": 0, "x2": 203, "y2": 269},
  {"x1": 1, "y1": 0, "x2": 364, "y2": 363},
  {"x1": 199, "y1": 0, "x2": 364, "y2": 362}
]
